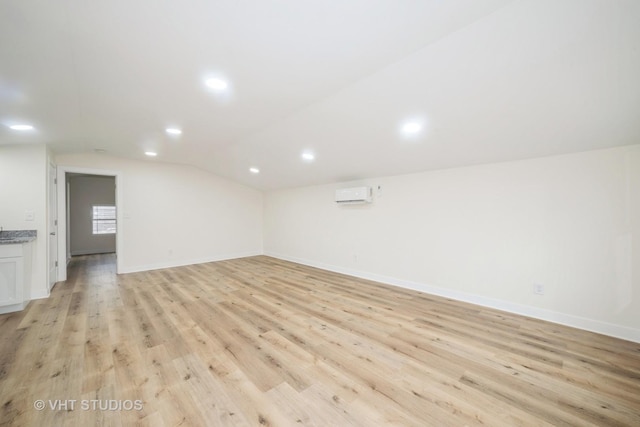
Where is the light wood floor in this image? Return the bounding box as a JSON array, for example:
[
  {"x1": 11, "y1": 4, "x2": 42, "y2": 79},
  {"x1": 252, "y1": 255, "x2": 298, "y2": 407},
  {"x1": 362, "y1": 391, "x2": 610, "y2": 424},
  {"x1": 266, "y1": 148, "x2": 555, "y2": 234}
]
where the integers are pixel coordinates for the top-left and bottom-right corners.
[{"x1": 1, "y1": 255, "x2": 639, "y2": 426}]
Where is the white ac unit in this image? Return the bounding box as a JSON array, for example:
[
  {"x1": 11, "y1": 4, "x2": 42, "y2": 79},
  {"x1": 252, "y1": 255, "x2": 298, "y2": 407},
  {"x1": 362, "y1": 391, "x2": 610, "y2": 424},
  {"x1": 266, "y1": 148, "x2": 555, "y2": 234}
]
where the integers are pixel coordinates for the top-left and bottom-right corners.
[{"x1": 335, "y1": 186, "x2": 372, "y2": 204}]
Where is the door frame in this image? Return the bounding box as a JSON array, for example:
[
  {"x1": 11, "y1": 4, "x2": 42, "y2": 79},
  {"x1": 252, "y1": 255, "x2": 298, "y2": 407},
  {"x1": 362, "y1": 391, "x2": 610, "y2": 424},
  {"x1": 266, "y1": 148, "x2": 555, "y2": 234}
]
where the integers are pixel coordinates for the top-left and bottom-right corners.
[
  {"x1": 48, "y1": 161, "x2": 58, "y2": 291},
  {"x1": 56, "y1": 166, "x2": 123, "y2": 281}
]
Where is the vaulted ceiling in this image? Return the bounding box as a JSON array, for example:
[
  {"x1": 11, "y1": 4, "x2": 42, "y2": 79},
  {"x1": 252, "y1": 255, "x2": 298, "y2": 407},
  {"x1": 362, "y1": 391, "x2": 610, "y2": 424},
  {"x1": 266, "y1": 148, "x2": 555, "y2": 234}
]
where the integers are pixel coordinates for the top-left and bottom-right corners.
[{"x1": 1, "y1": 0, "x2": 639, "y2": 190}]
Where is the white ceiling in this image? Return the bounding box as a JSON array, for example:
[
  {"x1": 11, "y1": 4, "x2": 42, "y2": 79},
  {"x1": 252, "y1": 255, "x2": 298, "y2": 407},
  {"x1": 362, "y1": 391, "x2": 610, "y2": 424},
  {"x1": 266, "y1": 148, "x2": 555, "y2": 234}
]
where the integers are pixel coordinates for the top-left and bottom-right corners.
[{"x1": 1, "y1": 0, "x2": 639, "y2": 190}]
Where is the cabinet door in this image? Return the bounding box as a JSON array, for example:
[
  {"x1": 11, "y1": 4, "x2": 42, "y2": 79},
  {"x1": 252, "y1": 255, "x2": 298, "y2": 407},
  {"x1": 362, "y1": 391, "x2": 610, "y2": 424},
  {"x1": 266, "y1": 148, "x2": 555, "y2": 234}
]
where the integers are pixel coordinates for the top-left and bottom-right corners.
[{"x1": 0, "y1": 257, "x2": 23, "y2": 306}]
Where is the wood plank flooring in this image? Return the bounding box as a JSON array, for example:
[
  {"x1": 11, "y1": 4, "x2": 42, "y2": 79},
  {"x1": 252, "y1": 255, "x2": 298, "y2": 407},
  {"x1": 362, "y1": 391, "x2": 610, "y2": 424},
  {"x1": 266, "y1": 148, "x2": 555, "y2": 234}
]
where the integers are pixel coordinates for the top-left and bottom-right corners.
[{"x1": 1, "y1": 254, "x2": 639, "y2": 426}]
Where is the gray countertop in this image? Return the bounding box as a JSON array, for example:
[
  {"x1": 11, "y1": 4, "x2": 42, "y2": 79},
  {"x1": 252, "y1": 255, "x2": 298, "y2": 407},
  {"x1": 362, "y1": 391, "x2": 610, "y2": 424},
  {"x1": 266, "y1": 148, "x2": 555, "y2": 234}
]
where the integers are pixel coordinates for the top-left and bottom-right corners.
[{"x1": 0, "y1": 230, "x2": 37, "y2": 244}]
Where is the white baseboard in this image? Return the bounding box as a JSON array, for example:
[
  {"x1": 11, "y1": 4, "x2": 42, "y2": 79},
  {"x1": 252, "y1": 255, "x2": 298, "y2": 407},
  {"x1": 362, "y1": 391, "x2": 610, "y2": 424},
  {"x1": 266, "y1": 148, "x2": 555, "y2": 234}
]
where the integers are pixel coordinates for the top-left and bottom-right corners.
[
  {"x1": 120, "y1": 251, "x2": 263, "y2": 274},
  {"x1": 265, "y1": 251, "x2": 640, "y2": 344},
  {"x1": 71, "y1": 250, "x2": 116, "y2": 256},
  {"x1": 30, "y1": 289, "x2": 50, "y2": 300},
  {"x1": 0, "y1": 301, "x2": 28, "y2": 315}
]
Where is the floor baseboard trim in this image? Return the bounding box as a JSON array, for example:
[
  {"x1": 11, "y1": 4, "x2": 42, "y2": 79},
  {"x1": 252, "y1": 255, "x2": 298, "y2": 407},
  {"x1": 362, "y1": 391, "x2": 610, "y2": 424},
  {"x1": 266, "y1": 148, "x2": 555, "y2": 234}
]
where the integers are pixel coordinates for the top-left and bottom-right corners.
[
  {"x1": 30, "y1": 290, "x2": 50, "y2": 300},
  {"x1": 120, "y1": 251, "x2": 263, "y2": 274},
  {"x1": 265, "y1": 251, "x2": 640, "y2": 344},
  {"x1": 71, "y1": 250, "x2": 116, "y2": 256}
]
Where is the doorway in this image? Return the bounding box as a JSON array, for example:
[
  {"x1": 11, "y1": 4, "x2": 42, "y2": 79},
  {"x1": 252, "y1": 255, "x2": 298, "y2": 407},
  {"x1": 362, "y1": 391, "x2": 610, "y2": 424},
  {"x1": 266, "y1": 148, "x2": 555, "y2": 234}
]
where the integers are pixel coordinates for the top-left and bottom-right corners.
[
  {"x1": 67, "y1": 174, "x2": 116, "y2": 257},
  {"x1": 56, "y1": 166, "x2": 123, "y2": 282}
]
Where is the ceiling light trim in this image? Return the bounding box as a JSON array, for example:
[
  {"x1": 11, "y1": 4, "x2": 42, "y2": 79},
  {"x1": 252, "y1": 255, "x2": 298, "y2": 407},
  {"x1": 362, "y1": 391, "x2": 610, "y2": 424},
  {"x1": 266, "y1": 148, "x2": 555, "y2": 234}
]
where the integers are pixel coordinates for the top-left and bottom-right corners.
[
  {"x1": 8, "y1": 124, "x2": 35, "y2": 131},
  {"x1": 301, "y1": 151, "x2": 315, "y2": 162},
  {"x1": 205, "y1": 77, "x2": 229, "y2": 91}
]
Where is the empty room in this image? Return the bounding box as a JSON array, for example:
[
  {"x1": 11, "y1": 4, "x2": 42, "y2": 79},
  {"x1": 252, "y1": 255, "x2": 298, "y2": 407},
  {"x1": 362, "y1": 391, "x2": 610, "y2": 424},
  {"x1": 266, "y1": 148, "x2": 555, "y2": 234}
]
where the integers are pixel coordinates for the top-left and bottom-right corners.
[{"x1": 1, "y1": 0, "x2": 639, "y2": 425}]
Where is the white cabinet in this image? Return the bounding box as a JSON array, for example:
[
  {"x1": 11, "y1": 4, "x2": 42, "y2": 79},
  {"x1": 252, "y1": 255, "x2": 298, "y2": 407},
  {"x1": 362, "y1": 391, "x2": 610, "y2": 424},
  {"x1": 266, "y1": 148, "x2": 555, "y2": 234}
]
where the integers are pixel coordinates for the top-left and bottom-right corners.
[
  {"x1": 0, "y1": 243, "x2": 29, "y2": 313},
  {"x1": 0, "y1": 256, "x2": 23, "y2": 305}
]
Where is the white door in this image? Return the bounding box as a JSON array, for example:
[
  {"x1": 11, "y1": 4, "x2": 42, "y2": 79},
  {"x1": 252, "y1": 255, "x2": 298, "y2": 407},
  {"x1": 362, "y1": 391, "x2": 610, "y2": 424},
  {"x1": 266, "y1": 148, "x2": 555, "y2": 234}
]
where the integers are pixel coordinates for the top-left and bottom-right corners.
[{"x1": 48, "y1": 162, "x2": 58, "y2": 290}]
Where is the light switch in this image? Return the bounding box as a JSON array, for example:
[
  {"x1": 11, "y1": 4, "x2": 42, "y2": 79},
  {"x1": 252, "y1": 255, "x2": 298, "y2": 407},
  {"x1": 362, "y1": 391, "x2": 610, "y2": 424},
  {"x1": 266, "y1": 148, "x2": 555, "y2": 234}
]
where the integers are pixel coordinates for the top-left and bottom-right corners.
[{"x1": 25, "y1": 211, "x2": 35, "y2": 221}]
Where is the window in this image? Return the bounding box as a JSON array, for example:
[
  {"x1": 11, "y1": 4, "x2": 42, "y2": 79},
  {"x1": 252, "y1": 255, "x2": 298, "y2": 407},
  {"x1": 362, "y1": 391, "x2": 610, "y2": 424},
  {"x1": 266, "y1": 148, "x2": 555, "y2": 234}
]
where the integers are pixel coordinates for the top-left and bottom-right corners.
[{"x1": 92, "y1": 205, "x2": 116, "y2": 235}]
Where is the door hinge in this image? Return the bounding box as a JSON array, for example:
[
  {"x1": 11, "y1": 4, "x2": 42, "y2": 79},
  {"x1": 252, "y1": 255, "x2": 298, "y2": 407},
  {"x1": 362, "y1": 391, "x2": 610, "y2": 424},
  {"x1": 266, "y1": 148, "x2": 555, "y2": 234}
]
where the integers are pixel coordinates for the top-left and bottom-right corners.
[
  {"x1": 55, "y1": 261, "x2": 58, "y2": 267},
  {"x1": 54, "y1": 219, "x2": 58, "y2": 226},
  {"x1": 54, "y1": 178, "x2": 57, "y2": 184}
]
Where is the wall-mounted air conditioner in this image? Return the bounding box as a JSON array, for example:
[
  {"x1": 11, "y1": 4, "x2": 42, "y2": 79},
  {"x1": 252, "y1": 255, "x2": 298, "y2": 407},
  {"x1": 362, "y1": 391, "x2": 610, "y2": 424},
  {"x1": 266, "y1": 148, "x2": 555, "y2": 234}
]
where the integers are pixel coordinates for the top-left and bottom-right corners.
[{"x1": 335, "y1": 186, "x2": 372, "y2": 204}]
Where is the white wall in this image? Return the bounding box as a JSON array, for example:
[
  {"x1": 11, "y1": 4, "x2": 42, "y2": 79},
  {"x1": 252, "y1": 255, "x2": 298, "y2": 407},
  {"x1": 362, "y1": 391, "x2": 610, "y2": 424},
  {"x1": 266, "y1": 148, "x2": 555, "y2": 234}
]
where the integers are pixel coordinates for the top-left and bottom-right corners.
[
  {"x1": 56, "y1": 153, "x2": 263, "y2": 273},
  {"x1": 68, "y1": 174, "x2": 116, "y2": 255},
  {"x1": 264, "y1": 145, "x2": 640, "y2": 342},
  {"x1": 0, "y1": 144, "x2": 49, "y2": 299}
]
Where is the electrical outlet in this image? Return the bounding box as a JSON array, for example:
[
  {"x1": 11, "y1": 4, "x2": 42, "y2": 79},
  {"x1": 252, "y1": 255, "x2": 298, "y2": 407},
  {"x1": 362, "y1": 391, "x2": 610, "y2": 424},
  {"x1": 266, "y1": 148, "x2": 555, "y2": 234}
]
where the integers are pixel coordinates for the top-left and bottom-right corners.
[
  {"x1": 533, "y1": 283, "x2": 544, "y2": 295},
  {"x1": 25, "y1": 210, "x2": 35, "y2": 221}
]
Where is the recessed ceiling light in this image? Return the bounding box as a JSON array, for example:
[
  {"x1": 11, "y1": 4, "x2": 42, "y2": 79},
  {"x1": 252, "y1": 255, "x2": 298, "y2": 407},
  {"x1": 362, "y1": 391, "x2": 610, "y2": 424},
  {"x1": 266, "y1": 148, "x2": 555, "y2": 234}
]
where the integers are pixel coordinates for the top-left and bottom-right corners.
[
  {"x1": 145, "y1": 151, "x2": 157, "y2": 157},
  {"x1": 205, "y1": 78, "x2": 228, "y2": 91},
  {"x1": 401, "y1": 122, "x2": 422, "y2": 134},
  {"x1": 249, "y1": 167, "x2": 260, "y2": 174},
  {"x1": 301, "y1": 151, "x2": 315, "y2": 162},
  {"x1": 8, "y1": 124, "x2": 34, "y2": 131},
  {"x1": 165, "y1": 128, "x2": 182, "y2": 136}
]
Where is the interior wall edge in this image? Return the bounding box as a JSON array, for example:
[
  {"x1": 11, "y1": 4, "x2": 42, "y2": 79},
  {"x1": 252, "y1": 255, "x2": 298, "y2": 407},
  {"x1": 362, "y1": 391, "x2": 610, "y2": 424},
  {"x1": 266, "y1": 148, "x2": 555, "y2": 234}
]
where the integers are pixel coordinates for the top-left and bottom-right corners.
[
  {"x1": 70, "y1": 250, "x2": 115, "y2": 256},
  {"x1": 264, "y1": 251, "x2": 640, "y2": 344},
  {"x1": 119, "y1": 250, "x2": 264, "y2": 275}
]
